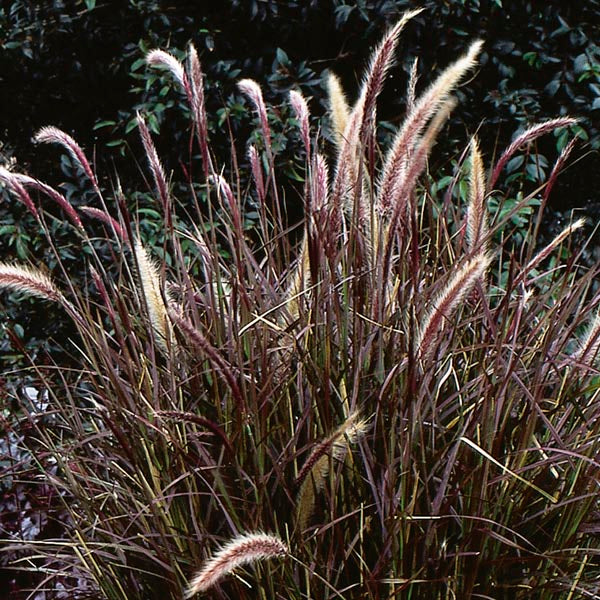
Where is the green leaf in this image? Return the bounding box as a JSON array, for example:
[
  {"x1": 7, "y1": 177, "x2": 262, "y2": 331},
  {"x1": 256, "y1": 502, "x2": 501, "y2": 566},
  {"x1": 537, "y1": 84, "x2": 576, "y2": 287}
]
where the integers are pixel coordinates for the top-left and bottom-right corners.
[
  {"x1": 125, "y1": 118, "x2": 138, "y2": 134},
  {"x1": 147, "y1": 113, "x2": 160, "y2": 133},
  {"x1": 15, "y1": 237, "x2": 29, "y2": 260},
  {"x1": 275, "y1": 48, "x2": 289, "y2": 66},
  {"x1": 130, "y1": 58, "x2": 147, "y2": 72},
  {"x1": 432, "y1": 175, "x2": 453, "y2": 194},
  {"x1": 506, "y1": 155, "x2": 524, "y2": 173},
  {"x1": 556, "y1": 129, "x2": 569, "y2": 152},
  {"x1": 545, "y1": 79, "x2": 560, "y2": 96},
  {"x1": 93, "y1": 120, "x2": 116, "y2": 130}
]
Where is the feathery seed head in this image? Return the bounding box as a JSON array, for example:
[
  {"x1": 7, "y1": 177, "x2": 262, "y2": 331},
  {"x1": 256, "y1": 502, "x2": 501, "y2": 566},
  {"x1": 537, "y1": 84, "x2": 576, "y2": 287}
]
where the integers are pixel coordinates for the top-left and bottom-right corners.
[
  {"x1": 378, "y1": 96, "x2": 457, "y2": 222},
  {"x1": 466, "y1": 137, "x2": 488, "y2": 253},
  {"x1": 326, "y1": 73, "x2": 351, "y2": 149},
  {"x1": 248, "y1": 145, "x2": 265, "y2": 202},
  {"x1": 357, "y1": 8, "x2": 424, "y2": 138},
  {"x1": 34, "y1": 126, "x2": 97, "y2": 188},
  {"x1": 521, "y1": 217, "x2": 585, "y2": 282},
  {"x1": 311, "y1": 153, "x2": 330, "y2": 215},
  {"x1": 186, "y1": 43, "x2": 211, "y2": 174},
  {"x1": 146, "y1": 49, "x2": 187, "y2": 92},
  {"x1": 79, "y1": 206, "x2": 128, "y2": 242},
  {"x1": 330, "y1": 95, "x2": 367, "y2": 233},
  {"x1": 406, "y1": 57, "x2": 420, "y2": 114},
  {"x1": 184, "y1": 532, "x2": 288, "y2": 597},
  {"x1": 134, "y1": 239, "x2": 172, "y2": 352},
  {"x1": 238, "y1": 78, "x2": 271, "y2": 147},
  {"x1": 0, "y1": 263, "x2": 64, "y2": 304},
  {"x1": 136, "y1": 112, "x2": 170, "y2": 214},
  {"x1": 14, "y1": 173, "x2": 83, "y2": 229},
  {"x1": 237, "y1": 78, "x2": 263, "y2": 108},
  {"x1": 488, "y1": 117, "x2": 577, "y2": 191},
  {"x1": 210, "y1": 174, "x2": 242, "y2": 232},
  {"x1": 187, "y1": 44, "x2": 203, "y2": 108},
  {"x1": 285, "y1": 237, "x2": 310, "y2": 322},
  {"x1": 573, "y1": 311, "x2": 600, "y2": 368},
  {"x1": 377, "y1": 40, "x2": 482, "y2": 213},
  {"x1": 543, "y1": 136, "x2": 578, "y2": 203},
  {"x1": 416, "y1": 253, "x2": 491, "y2": 364},
  {"x1": 296, "y1": 411, "x2": 369, "y2": 529},
  {"x1": 0, "y1": 166, "x2": 38, "y2": 218},
  {"x1": 289, "y1": 89, "x2": 311, "y2": 154}
]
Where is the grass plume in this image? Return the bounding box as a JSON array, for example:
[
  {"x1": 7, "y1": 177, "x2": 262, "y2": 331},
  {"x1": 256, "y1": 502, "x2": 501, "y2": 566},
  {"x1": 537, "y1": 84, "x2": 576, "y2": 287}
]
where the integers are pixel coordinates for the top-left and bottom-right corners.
[
  {"x1": 326, "y1": 73, "x2": 350, "y2": 149},
  {"x1": 296, "y1": 411, "x2": 369, "y2": 530},
  {"x1": 146, "y1": 48, "x2": 189, "y2": 95},
  {"x1": 466, "y1": 137, "x2": 488, "y2": 253},
  {"x1": 184, "y1": 533, "x2": 288, "y2": 597},
  {"x1": 376, "y1": 39, "x2": 482, "y2": 217},
  {"x1": 134, "y1": 238, "x2": 173, "y2": 353},
  {"x1": 0, "y1": 166, "x2": 39, "y2": 218},
  {"x1": 488, "y1": 117, "x2": 577, "y2": 191},
  {"x1": 34, "y1": 125, "x2": 99, "y2": 192},
  {"x1": 0, "y1": 263, "x2": 64, "y2": 304},
  {"x1": 415, "y1": 253, "x2": 491, "y2": 364}
]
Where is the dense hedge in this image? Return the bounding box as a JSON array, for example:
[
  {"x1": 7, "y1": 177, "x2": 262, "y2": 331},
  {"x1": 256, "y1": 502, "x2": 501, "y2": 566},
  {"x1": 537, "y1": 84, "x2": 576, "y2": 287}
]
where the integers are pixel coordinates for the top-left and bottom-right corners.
[{"x1": 2, "y1": 1, "x2": 600, "y2": 171}]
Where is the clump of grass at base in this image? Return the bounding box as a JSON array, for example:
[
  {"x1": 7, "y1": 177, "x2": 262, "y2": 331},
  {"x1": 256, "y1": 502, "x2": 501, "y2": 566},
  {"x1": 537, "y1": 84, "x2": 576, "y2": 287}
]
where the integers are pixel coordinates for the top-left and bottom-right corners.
[{"x1": 2, "y1": 9, "x2": 600, "y2": 599}]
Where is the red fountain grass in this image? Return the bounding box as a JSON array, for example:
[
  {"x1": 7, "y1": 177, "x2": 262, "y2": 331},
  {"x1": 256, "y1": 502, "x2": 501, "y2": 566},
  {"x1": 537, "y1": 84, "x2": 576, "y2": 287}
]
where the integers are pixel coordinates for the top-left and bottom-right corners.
[{"x1": 2, "y1": 10, "x2": 599, "y2": 600}]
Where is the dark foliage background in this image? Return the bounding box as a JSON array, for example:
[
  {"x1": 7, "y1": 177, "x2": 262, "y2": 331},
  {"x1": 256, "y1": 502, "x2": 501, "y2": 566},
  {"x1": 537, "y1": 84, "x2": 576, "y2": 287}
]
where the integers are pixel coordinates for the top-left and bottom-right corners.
[{"x1": 2, "y1": 1, "x2": 600, "y2": 181}]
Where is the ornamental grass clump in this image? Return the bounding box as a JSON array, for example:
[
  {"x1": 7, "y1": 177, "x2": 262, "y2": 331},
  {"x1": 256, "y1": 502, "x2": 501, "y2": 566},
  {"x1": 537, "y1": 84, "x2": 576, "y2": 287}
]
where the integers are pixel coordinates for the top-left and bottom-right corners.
[{"x1": 3, "y1": 9, "x2": 600, "y2": 599}]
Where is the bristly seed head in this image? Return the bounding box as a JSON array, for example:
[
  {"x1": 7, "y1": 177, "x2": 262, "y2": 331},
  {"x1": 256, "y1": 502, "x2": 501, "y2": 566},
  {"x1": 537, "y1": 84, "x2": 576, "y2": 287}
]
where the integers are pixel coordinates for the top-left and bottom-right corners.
[
  {"x1": 416, "y1": 253, "x2": 491, "y2": 365},
  {"x1": 296, "y1": 411, "x2": 369, "y2": 530},
  {"x1": 134, "y1": 239, "x2": 173, "y2": 353},
  {"x1": 184, "y1": 532, "x2": 288, "y2": 597},
  {"x1": 466, "y1": 137, "x2": 488, "y2": 254},
  {"x1": 488, "y1": 117, "x2": 577, "y2": 192},
  {"x1": 327, "y1": 72, "x2": 351, "y2": 150},
  {"x1": 376, "y1": 40, "x2": 483, "y2": 216},
  {"x1": 146, "y1": 49, "x2": 188, "y2": 92},
  {"x1": 34, "y1": 126, "x2": 98, "y2": 190},
  {"x1": 289, "y1": 89, "x2": 311, "y2": 155},
  {"x1": 0, "y1": 166, "x2": 39, "y2": 218},
  {"x1": 238, "y1": 78, "x2": 272, "y2": 148},
  {"x1": 0, "y1": 263, "x2": 64, "y2": 304}
]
